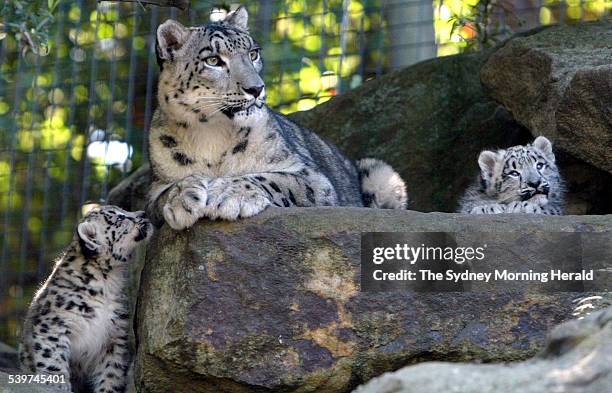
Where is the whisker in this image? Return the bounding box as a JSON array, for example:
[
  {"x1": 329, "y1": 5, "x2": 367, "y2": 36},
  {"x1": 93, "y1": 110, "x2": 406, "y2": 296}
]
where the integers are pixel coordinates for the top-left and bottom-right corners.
[
  {"x1": 162, "y1": 88, "x2": 226, "y2": 100},
  {"x1": 167, "y1": 95, "x2": 223, "y2": 102},
  {"x1": 207, "y1": 105, "x2": 231, "y2": 117},
  {"x1": 193, "y1": 102, "x2": 225, "y2": 111}
]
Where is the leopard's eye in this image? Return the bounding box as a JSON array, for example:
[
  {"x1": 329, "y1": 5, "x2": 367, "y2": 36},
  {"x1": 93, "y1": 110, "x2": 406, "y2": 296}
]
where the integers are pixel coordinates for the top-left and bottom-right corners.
[
  {"x1": 536, "y1": 162, "x2": 545, "y2": 170},
  {"x1": 508, "y1": 170, "x2": 520, "y2": 177},
  {"x1": 204, "y1": 56, "x2": 222, "y2": 67},
  {"x1": 249, "y1": 49, "x2": 259, "y2": 62}
]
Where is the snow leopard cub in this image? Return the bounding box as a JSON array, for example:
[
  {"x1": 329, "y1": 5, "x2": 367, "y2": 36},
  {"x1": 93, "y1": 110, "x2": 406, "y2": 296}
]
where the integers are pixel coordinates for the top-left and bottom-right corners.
[
  {"x1": 19, "y1": 206, "x2": 153, "y2": 393},
  {"x1": 458, "y1": 136, "x2": 564, "y2": 215}
]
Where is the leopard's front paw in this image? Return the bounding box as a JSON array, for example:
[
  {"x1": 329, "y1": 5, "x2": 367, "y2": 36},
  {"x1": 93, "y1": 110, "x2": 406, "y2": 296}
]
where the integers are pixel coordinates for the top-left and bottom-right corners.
[
  {"x1": 163, "y1": 175, "x2": 210, "y2": 230},
  {"x1": 203, "y1": 179, "x2": 271, "y2": 220}
]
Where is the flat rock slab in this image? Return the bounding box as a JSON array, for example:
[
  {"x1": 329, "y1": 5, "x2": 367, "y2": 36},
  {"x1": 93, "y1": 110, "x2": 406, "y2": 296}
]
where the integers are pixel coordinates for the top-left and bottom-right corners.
[
  {"x1": 135, "y1": 208, "x2": 612, "y2": 393},
  {"x1": 354, "y1": 306, "x2": 612, "y2": 393},
  {"x1": 481, "y1": 22, "x2": 612, "y2": 173}
]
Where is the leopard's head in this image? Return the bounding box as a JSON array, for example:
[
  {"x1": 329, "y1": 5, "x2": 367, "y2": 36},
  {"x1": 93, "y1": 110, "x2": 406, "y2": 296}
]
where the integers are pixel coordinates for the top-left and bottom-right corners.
[
  {"x1": 77, "y1": 206, "x2": 153, "y2": 262},
  {"x1": 156, "y1": 6, "x2": 265, "y2": 124},
  {"x1": 478, "y1": 136, "x2": 562, "y2": 204}
]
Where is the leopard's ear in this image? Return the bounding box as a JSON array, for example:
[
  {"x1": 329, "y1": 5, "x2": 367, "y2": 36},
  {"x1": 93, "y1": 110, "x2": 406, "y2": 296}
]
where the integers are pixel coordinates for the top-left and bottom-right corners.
[
  {"x1": 478, "y1": 150, "x2": 500, "y2": 178},
  {"x1": 156, "y1": 19, "x2": 191, "y2": 63},
  {"x1": 533, "y1": 136, "x2": 554, "y2": 162},
  {"x1": 77, "y1": 221, "x2": 101, "y2": 259},
  {"x1": 224, "y1": 6, "x2": 249, "y2": 31}
]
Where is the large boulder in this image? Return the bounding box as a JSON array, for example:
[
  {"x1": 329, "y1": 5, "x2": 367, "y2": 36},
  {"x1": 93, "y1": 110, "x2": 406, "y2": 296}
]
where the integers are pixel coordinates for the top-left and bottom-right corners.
[
  {"x1": 481, "y1": 22, "x2": 612, "y2": 174},
  {"x1": 135, "y1": 208, "x2": 612, "y2": 393},
  {"x1": 353, "y1": 305, "x2": 612, "y2": 393}
]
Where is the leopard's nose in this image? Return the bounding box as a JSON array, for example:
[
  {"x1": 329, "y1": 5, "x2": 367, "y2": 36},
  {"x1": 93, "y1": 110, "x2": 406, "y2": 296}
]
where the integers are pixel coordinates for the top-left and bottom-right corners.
[
  {"x1": 242, "y1": 85, "x2": 264, "y2": 99},
  {"x1": 527, "y1": 180, "x2": 541, "y2": 189}
]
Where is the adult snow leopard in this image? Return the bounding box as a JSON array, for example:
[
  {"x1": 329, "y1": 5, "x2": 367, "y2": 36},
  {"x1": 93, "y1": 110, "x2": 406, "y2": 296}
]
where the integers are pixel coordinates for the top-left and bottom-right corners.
[
  {"x1": 146, "y1": 6, "x2": 407, "y2": 230},
  {"x1": 19, "y1": 206, "x2": 152, "y2": 393},
  {"x1": 458, "y1": 136, "x2": 564, "y2": 214}
]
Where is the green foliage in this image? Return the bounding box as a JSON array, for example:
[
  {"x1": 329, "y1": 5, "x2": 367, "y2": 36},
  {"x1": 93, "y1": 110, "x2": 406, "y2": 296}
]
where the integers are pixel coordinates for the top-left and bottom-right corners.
[
  {"x1": 0, "y1": 0, "x2": 61, "y2": 55},
  {"x1": 446, "y1": 0, "x2": 521, "y2": 50}
]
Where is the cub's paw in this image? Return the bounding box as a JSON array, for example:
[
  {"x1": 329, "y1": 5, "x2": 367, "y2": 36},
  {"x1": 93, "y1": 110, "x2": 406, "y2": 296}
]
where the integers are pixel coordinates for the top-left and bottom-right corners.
[
  {"x1": 505, "y1": 201, "x2": 523, "y2": 213},
  {"x1": 506, "y1": 201, "x2": 543, "y2": 214},
  {"x1": 44, "y1": 380, "x2": 71, "y2": 392},
  {"x1": 470, "y1": 204, "x2": 505, "y2": 214},
  {"x1": 56, "y1": 382, "x2": 72, "y2": 392},
  {"x1": 163, "y1": 175, "x2": 210, "y2": 230},
  {"x1": 203, "y1": 178, "x2": 271, "y2": 220}
]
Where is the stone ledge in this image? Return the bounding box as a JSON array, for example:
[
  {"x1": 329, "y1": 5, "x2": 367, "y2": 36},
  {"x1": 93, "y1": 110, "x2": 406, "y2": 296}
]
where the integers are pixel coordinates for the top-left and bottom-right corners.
[{"x1": 135, "y1": 208, "x2": 611, "y2": 393}]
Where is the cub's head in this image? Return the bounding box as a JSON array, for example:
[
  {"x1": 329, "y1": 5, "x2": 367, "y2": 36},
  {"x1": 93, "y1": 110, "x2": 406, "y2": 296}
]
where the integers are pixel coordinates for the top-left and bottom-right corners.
[
  {"x1": 156, "y1": 6, "x2": 265, "y2": 123},
  {"x1": 478, "y1": 136, "x2": 562, "y2": 203},
  {"x1": 77, "y1": 206, "x2": 153, "y2": 261}
]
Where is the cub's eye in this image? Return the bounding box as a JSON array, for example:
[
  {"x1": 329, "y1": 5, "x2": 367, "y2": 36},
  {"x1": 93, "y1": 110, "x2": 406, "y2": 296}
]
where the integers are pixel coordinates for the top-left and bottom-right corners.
[
  {"x1": 204, "y1": 56, "x2": 222, "y2": 67},
  {"x1": 508, "y1": 170, "x2": 520, "y2": 177},
  {"x1": 249, "y1": 49, "x2": 259, "y2": 62},
  {"x1": 536, "y1": 162, "x2": 545, "y2": 170}
]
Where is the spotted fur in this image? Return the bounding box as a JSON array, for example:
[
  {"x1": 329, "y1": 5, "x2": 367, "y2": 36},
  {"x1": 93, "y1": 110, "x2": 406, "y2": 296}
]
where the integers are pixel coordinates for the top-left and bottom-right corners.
[
  {"x1": 19, "y1": 206, "x2": 153, "y2": 393},
  {"x1": 146, "y1": 6, "x2": 407, "y2": 230},
  {"x1": 458, "y1": 136, "x2": 565, "y2": 215}
]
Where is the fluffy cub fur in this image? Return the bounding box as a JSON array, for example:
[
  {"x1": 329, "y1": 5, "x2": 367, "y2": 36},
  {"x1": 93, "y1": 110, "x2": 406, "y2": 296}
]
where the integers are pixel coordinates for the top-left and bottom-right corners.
[
  {"x1": 19, "y1": 206, "x2": 152, "y2": 393},
  {"x1": 146, "y1": 6, "x2": 407, "y2": 230},
  {"x1": 458, "y1": 136, "x2": 564, "y2": 215}
]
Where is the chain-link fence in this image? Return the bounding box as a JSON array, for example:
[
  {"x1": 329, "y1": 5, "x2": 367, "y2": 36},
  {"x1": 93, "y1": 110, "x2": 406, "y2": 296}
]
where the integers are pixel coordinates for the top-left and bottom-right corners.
[{"x1": 0, "y1": 0, "x2": 609, "y2": 346}]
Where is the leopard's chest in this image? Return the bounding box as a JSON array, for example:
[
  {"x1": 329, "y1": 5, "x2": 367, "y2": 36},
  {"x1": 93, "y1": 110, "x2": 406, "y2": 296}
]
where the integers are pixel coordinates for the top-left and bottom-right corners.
[{"x1": 150, "y1": 118, "x2": 289, "y2": 182}]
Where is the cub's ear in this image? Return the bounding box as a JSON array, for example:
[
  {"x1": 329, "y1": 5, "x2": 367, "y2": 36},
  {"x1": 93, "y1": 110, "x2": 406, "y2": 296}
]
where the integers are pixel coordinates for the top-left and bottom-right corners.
[
  {"x1": 478, "y1": 150, "x2": 500, "y2": 177},
  {"x1": 224, "y1": 6, "x2": 249, "y2": 31},
  {"x1": 533, "y1": 136, "x2": 554, "y2": 161},
  {"x1": 77, "y1": 221, "x2": 101, "y2": 259},
  {"x1": 156, "y1": 19, "x2": 191, "y2": 62}
]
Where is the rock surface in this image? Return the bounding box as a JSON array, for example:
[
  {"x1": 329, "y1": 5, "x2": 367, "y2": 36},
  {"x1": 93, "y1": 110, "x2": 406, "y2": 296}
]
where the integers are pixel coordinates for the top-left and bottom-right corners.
[
  {"x1": 135, "y1": 208, "x2": 612, "y2": 393},
  {"x1": 353, "y1": 305, "x2": 612, "y2": 393},
  {"x1": 481, "y1": 22, "x2": 612, "y2": 174}
]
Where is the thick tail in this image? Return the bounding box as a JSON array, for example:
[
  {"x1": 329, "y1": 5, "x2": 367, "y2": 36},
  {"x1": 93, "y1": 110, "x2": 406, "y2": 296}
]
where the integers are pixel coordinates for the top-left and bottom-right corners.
[{"x1": 356, "y1": 158, "x2": 408, "y2": 209}]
